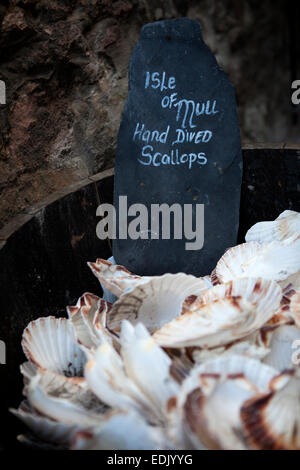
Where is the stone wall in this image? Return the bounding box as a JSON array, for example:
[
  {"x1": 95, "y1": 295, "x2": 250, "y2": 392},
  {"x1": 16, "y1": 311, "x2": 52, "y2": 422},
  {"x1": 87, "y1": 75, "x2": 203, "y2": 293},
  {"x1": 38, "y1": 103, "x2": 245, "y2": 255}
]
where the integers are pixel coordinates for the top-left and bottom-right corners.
[{"x1": 0, "y1": 0, "x2": 298, "y2": 227}]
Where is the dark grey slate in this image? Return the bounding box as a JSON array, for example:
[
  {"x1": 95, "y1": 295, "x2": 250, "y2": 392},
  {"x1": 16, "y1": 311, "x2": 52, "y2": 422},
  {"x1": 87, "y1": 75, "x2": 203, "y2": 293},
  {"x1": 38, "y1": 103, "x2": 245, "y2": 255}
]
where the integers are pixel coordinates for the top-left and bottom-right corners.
[{"x1": 113, "y1": 18, "x2": 242, "y2": 276}]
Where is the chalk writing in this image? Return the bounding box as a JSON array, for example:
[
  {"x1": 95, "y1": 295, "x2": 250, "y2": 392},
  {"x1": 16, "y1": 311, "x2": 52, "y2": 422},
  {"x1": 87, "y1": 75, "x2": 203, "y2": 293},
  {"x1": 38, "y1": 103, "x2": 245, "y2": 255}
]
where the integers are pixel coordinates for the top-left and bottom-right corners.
[
  {"x1": 133, "y1": 123, "x2": 170, "y2": 144},
  {"x1": 132, "y1": 70, "x2": 220, "y2": 169},
  {"x1": 145, "y1": 71, "x2": 176, "y2": 91},
  {"x1": 173, "y1": 99, "x2": 218, "y2": 128},
  {"x1": 138, "y1": 145, "x2": 207, "y2": 169},
  {"x1": 172, "y1": 129, "x2": 212, "y2": 145}
]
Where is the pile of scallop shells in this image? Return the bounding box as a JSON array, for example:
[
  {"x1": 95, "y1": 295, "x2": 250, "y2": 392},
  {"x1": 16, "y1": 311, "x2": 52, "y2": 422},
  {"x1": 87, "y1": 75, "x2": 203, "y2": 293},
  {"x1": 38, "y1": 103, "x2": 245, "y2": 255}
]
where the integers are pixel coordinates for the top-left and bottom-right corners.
[{"x1": 11, "y1": 209, "x2": 300, "y2": 450}]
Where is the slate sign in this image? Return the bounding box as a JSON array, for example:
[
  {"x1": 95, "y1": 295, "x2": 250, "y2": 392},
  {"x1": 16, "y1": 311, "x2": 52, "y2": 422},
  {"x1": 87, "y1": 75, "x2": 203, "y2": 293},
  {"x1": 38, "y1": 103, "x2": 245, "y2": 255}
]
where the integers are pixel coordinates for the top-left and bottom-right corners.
[{"x1": 113, "y1": 18, "x2": 242, "y2": 277}]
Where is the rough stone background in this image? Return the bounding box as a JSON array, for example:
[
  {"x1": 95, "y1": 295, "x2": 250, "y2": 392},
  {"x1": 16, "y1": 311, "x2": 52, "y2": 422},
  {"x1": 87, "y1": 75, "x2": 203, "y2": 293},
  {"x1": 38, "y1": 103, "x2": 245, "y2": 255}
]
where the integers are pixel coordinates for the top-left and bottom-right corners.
[{"x1": 0, "y1": 0, "x2": 299, "y2": 228}]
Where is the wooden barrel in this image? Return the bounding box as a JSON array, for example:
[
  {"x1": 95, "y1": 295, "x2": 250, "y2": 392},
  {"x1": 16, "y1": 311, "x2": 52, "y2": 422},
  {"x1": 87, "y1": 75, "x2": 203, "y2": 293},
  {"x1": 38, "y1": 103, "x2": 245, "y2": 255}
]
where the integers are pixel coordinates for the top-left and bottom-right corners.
[{"x1": 0, "y1": 146, "x2": 299, "y2": 449}]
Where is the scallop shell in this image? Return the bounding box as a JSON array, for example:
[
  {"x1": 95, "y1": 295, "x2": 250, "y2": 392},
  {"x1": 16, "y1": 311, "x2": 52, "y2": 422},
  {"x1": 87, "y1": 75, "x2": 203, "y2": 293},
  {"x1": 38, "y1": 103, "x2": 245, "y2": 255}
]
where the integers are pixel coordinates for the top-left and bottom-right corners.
[
  {"x1": 67, "y1": 293, "x2": 112, "y2": 348},
  {"x1": 182, "y1": 355, "x2": 278, "y2": 397},
  {"x1": 10, "y1": 401, "x2": 81, "y2": 446},
  {"x1": 290, "y1": 290, "x2": 300, "y2": 327},
  {"x1": 20, "y1": 361, "x2": 37, "y2": 385},
  {"x1": 241, "y1": 371, "x2": 300, "y2": 449},
  {"x1": 26, "y1": 369, "x2": 107, "y2": 426},
  {"x1": 199, "y1": 277, "x2": 281, "y2": 315},
  {"x1": 85, "y1": 341, "x2": 155, "y2": 419},
  {"x1": 107, "y1": 273, "x2": 212, "y2": 333},
  {"x1": 22, "y1": 316, "x2": 86, "y2": 377},
  {"x1": 215, "y1": 237, "x2": 300, "y2": 283},
  {"x1": 263, "y1": 324, "x2": 300, "y2": 371},
  {"x1": 88, "y1": 258, "x2": 149, "y2": 297},
  {"x1": 204, "y1": 276, "x2": 291, "y2": 327},
  {"x1": 263, "y1": 283, "x2": 295, "y2": 327},
  {"x1": 71, "y1": 409, "x2": 171, "y2": 450},
  {"x1": 181, "y1": 276, "x2": 213, "y2": 314},
  {"x1": 153, "y1": 278, "x2": 281, "y2": 349},
  {"x1": 183, "y1": 377, "x2": 253, "y2": 449},
  {"x1": 279, "y1": 270, "x2": 300, "y2": 290},
  {"x1": 188, "y1": 325, "x2": 274, "y2": 381},
  {"x1": 154, "y1": 297, "x2": 256, "y2": 349},
  {"x1": 245, "y1": 210, "x2": 300, "y2": 244},
  {"x1": 192, "y1": 335, "x2": 270, "y2": 364},
  {"x1": 171, "y1": 356, "x2": 278, "y2": 450},
  {"x1": 167, "y1": 349, "x2": 194, "y2": 384},
  {"x1": 120, "y1": 321, "x2": 179, "y2": 417}
]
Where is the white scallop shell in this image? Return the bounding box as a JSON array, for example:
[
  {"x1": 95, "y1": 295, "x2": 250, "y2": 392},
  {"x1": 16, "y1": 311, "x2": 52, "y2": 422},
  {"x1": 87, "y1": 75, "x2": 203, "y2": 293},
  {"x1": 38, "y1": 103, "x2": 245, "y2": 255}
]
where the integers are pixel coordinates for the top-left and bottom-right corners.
[
  {"x1": 191, "y1": 315, "x2": 274, "y2": 365},
  {"x1": 263, "y1": 324, "x2": 300, "y2": 371},
  {"x1": 85, "y1": 341, "x2": 155, "y2": 419},
  {"x1": 245, "y1": 210, "x2": 300, "y2": 244},
  {"x1": 215, "y1": 237, "x2": 300, "y2": 283},
  {"x1": 67, "y1": 293, "x2": 112, "y2": 348},
  {"x1": 264, "y1": 282, "x2": 295, "y2": 327},
  {"x1": 182, "y1": 355, "x2": 278, "y2": 399},
  {"x1": 153, "y1": 278, "x2": 281, "y2": 349},
  {"x1": 279, "y1": 270, "x2": 300, "y2": 290},
  {"x1": 199, "y1": 277, "x2": 282, "y2": 316},
  {"x1": 153, "y1": 297, "x2": 256, "y2": 349},
  {"x1": 20, "y1": 361, "x2": 37, "y2": 385},
  {"x1": 241, "y1": 371, "x2": 300, "y2": 449},
  {"x1": 85, "y1": 322, "x2": 179, "y2": 425},
  {"x1": 204, "y1": 276, "x2": 291, "y2": 327},
  {"x1": 192, "y1": 336, "x2": 270, "y2": 364},
  {"x1": 170, "y1": 356, "x2": 278, "y2": 450},
  {"x1": 88, "y1": 258, "x2": 149, "y2": 297},
  {"x1": 26, "y1": 369, "x2": 107, "y2": 426},
  {"x1": 181, "y1": 276, "x2": 213, "y2": 314},
  {"x1": 120, "y1": 321, "x2": 179, "y2": 417},
  {"x1": 22, "y1": 316, "x2": 86, "y2": 377},
  {"x1": 107, "y1": 273, "x2": 212, "y2": 333},
  {"x1": 71, "y1": 409, "x2": 172, "y2": 450},
  {"x1": 182, "y1": 377, "x2": 253, "y2": 449},
  {"x1": 290, "y1": 290, "x2": 300, "y2": 327},
  {"x1": 10, "y1": 401, "x2": 81, "y2": 445}
]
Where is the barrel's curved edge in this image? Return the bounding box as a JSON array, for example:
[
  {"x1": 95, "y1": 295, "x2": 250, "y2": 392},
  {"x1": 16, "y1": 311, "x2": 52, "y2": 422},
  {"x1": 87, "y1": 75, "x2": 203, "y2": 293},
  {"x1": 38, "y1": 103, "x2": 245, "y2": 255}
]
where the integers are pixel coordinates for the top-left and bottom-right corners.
[
  {"x1": 0, "y1": 167, "x2": 114, "y2": 247},
  {"x1": 242, "y1": 142, "x2": 300, "y2": 150},
  {"x1": 1, "y1": 143, "x2": 299, "y2": 247}
]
